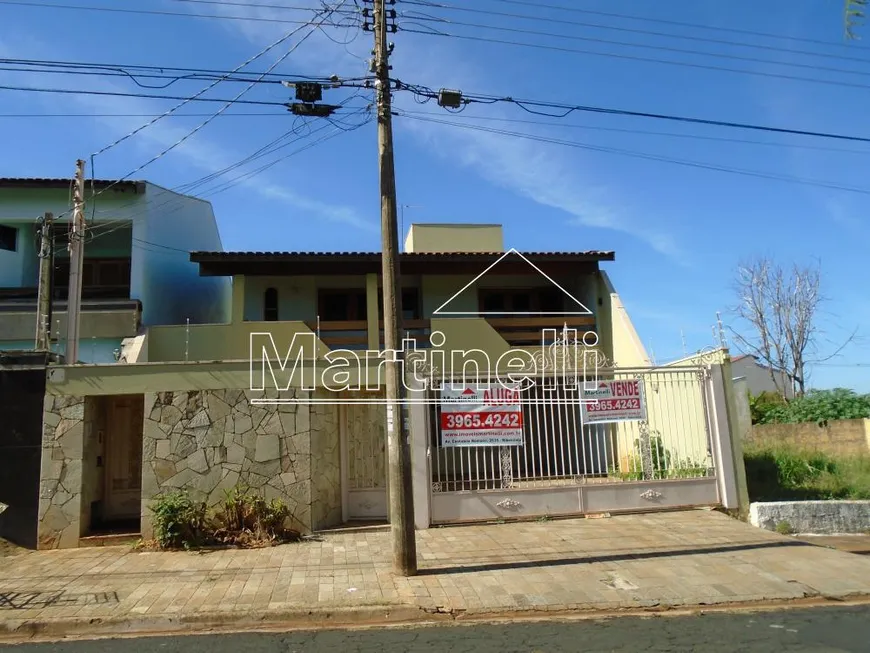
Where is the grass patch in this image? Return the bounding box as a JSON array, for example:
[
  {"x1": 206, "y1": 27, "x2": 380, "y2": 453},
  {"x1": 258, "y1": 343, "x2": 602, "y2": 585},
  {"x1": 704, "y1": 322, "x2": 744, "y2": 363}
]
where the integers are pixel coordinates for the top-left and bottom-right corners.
[{"x1": 743, "y1": 445, "x2": 870, "y2": 501}]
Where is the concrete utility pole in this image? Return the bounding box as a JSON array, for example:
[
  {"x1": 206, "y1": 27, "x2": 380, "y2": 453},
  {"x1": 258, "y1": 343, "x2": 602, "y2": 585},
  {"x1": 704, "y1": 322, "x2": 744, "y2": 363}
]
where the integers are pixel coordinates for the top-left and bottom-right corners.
[
  {"x1": 35, "y1": 212, "x2": 54, "y2": 350},
  {"x1": 65, "y1": 159, "x2": 86, "y2": 364},
  {"x1": 373, "y1": 0, "x2": 417, "y2": 576}
]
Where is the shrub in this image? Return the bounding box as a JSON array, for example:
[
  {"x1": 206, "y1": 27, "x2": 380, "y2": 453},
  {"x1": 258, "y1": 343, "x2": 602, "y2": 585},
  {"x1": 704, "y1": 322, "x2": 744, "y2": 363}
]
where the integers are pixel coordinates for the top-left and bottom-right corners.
[
  {"x1": 211, "y1": 485, "x2": 296, "y2": 547},
  {"x1": 148, "y1": 485, "x2": 299, "y2": 550},
  {"x1": 750, "y1": 388, "x2": 870, "y2": 425},
  {"x1": 150, "y1": 491, "x2": 208, "y2": 550}
]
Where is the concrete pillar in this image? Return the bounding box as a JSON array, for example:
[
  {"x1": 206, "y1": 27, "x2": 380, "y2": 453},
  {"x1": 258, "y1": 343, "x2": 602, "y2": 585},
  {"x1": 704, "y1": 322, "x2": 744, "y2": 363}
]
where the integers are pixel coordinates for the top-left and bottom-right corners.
[
  {"x1": 365, "y1": 273, "x2": 379, "y2": 350},
  {"x1": 721, "y1": 357, "x2": 750, "y2": 518},
  {"x1": 708, "y1": 363, "x2": 743, "y2": 511},
  {"x1": 231, "y1": 275, "x2": 245, "y2": 324},
  {"x1": 406, "y1": 375, "x2": 430, "y2": 529}
]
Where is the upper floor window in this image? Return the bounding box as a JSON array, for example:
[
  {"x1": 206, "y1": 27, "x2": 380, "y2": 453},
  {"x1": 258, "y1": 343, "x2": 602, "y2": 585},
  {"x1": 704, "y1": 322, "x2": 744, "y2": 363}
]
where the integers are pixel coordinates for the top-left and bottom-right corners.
[
  {"x1": 377, "y1": 287, "x2": 421, "y2": 321},
  {"x1": 318, "y1": 289, "x2": 367, "y2": 322},
  {"x1": 479, "y1": 288, "x2": 564, "y2": 315},
  {"x1": 264, "y1": 287, "x2": 279, "y2": 321},
  {"x1": 0, "y1": 224, "x2": 17, "y2": 252}
]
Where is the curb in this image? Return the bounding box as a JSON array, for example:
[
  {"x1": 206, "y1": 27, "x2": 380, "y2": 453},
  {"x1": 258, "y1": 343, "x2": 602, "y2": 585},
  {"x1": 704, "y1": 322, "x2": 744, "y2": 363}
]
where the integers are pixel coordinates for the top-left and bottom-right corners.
[
  {"x1": 0, "y1": 604, "x2": 434, "y2": 641},
  {"x1": 2, "y1": 594, "x2": 870, "y2": 642}
]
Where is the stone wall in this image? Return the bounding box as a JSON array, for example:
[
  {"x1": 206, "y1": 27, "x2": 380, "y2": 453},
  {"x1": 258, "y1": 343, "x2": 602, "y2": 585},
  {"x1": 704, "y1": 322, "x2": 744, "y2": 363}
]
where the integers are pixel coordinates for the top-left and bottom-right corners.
[
  {"x1": 141, "y1": 388, "x2": 344, "y2": 538},
  {"x1": 310, "y1": 399, "x2": 341, "y2": 529},
  {"x1": 747, "y1": 419, "x2": 870, "y2": 457},
  {"x1": 38, "y1": 395, "x2": 86, "y2": 549}
]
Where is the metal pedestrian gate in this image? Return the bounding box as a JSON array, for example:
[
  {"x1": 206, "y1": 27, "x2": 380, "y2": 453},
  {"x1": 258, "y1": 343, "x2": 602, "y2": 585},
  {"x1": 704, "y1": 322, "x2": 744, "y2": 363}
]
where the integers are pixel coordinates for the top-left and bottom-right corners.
[{"x1": 427, "y1": 367, "x2": 724, "y2": 523}]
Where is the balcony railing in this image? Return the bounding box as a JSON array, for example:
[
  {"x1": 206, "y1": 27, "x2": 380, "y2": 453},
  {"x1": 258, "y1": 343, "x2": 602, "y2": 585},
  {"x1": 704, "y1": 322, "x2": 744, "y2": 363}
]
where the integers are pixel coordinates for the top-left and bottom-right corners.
[
  {"x1": 485, "y1": 316, "x2": 596, "y2": 347},
  {"x1": 306, "y1": 319, "x2": 432, "y2": 350}
]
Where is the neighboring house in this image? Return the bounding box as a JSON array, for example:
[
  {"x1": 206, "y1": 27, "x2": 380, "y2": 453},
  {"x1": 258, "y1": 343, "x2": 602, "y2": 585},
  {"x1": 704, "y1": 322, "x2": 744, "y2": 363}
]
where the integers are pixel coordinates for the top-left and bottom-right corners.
[
  {"x1": 0, "y1": 177, "x2": 231, "y2": 363},
  {"x1": 730, "y1": 354, "x2": 795, "y2": 399},
  {"x1": 5, "y1": 223, "x2": 740, "y2": 550}
]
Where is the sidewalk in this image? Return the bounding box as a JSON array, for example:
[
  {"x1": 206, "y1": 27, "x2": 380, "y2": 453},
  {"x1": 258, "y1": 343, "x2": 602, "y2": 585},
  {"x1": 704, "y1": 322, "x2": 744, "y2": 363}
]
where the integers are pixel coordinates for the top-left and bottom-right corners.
[{"x1": 2, "y1": 510, "x2": 870, "y2": 638}]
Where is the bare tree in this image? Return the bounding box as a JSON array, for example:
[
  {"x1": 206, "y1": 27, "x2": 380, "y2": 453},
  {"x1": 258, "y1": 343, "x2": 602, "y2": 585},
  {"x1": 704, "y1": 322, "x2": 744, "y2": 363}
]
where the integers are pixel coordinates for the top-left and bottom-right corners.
[{"x1": 729, "y1": 258, "x2": 855, "y2": 397}]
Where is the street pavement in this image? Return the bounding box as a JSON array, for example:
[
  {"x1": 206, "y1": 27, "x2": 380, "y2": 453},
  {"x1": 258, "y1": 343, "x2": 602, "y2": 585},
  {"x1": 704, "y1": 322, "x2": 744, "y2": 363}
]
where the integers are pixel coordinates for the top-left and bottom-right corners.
[
  {"x1": 2, "y1": 511, "x2": 870, "y2": 639},
  {"x1": 2, "y1": 605, "x2": 869, "y2": 652}
]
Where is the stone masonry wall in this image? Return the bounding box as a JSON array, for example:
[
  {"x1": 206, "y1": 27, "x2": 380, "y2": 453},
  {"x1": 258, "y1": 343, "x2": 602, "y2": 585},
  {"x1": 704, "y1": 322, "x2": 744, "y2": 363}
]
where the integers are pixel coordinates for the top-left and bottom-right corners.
[
  {"x1": 141, "y1": 389, "x2": 342, "y2": 537},
  {"x1": 310, "y1": 399, "x2": 341, "y2": 529},
  {"x1": 37, "y1": 395, "x2": 86, "y2": 549}
]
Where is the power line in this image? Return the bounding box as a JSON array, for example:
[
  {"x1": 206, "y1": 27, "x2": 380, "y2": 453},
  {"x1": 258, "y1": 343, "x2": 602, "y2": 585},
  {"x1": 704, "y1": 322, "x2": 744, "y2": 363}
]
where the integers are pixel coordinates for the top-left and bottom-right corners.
[
  {"x1": 0, "y1": 112, "x2": 291, "y2": 117},
  {"x1": 398, "y1": 27, "x2": 870, "y2": 93},
  {"x1": 396, "y1": 83, "x2": 870, "y2": 144},
  {"x1": 396, "y1": 111, "x2": 870, "y2": 195},
  {"x1": 400, "y1": 10, "x2": 870, "y2": 80},
  {"x1": 401, "y1": 0, "x2": 870, "y2": 65},
  {"x1": 0, "y1": 0, "x2": 359, "y2": 26},
  {"x1": 90, "y1": 14, "x2": 328, "y2": 159},
  {"x1": 396, "y1": 109, "x2": 870, "y2": 155},
  {"x1": 0, "y1": 83, "x2": 295, "y2": 106},
  {"x1": 88, "y1": 4, "x2": 349, "y2": 216},
  {"x1": 0, "y1": 57, "x2": 368, "y2": 84},
  {"x1": 486, "y1": 0, "x2": 864, "y2": 50}
]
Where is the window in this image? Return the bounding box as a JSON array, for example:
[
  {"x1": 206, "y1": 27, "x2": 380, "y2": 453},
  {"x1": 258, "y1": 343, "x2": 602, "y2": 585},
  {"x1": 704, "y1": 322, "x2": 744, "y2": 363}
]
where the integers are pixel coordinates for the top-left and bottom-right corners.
[
  {"x1": 264, "y1": 287, "x2": 279, "y2": 321},
  {"x1": 0, "y1": 224, "x2": 17, "y2": 252},
  {"x1": 318, "y1": 289, "x2": 367, "y2": 321},
  {"x1": 376, "y1": 288, "x2": 422, "y2": 321},
  {"x1": 479, "y1": 288, "x2": 564, "y2": 315}
]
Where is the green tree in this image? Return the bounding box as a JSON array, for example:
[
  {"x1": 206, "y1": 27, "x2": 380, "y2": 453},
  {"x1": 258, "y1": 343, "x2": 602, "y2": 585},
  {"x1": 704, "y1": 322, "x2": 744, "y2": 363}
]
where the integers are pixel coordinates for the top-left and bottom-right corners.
[{"x1": 846, "y1": 0, "x2": 867, "y2": 39}]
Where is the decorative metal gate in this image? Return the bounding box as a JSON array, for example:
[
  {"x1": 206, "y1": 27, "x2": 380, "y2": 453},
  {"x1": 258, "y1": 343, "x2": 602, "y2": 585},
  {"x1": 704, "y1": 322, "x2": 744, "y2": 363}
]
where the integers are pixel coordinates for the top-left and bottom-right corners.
[{"x1": 428, "y1": 367, "x2": 721, "y2": 523}]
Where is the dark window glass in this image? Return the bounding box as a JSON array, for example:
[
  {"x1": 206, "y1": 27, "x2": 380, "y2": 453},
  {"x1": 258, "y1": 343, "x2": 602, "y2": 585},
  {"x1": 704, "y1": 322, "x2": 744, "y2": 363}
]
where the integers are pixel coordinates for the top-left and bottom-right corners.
[
  {"x1": 0, "y1": 224, "x2": 17, "y2": 252},
  {"x1": 481, "y1": 292, "x2": 506, "y2": 313},
  {"x1": 539, "y1": 289, "x2": 563, "y2": 312},
  {"x1": 264, "y1": 287, "x2": 279, "y2": 321}
]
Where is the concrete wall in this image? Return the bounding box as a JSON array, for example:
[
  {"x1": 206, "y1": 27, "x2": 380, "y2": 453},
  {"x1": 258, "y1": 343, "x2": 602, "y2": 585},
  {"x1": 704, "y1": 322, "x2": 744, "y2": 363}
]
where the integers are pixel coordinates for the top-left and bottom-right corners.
[
  {"x1": 405, "y1": 224, "x2": 503, "y2": 253},
  {"x1": 0, "y1": 221, "x2": 38, "y2": 287},
  {"x1": 732, "y1": 356, "x2": 794, "y2": 398},
  {"x1": 750, "y1": 500, "x2": 870, "y2": 534},
  {"x1": 134, "y1": 185, "x2": 230, "y2": 326},
  {"x1": 746, "y1": 419, "x2": 870, "y2": 456},
  {"x1": 145, "y1": 320, "x2": 329, "y2": 363},
  {"x1": 597, "y1": 271, "x2": 650, "y2": 367}
]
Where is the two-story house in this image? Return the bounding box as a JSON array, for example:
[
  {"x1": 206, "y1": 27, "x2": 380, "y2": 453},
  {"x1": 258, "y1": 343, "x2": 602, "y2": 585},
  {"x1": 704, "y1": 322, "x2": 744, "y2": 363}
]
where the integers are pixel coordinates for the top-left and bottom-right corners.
[
  {"x1": 0, "y1": 177, "x2": 231, "y2": 363},
  {"x1": 12, "y1": 223, "x2": 740, "y2": 550}
]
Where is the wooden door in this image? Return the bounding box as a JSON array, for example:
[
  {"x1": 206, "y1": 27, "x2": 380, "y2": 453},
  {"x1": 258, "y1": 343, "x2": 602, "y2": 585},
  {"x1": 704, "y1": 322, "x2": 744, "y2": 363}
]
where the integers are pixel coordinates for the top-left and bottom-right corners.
[{"x1": 103, "y1": 396, "x2": 143, "y2": 521}]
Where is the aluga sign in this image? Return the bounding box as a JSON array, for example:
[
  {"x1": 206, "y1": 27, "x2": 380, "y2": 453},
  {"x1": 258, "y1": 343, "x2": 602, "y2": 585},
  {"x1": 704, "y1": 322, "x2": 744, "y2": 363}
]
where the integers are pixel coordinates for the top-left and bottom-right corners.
[{"x1": 440, "y1": 384, "x2": 524, "y2": 447}]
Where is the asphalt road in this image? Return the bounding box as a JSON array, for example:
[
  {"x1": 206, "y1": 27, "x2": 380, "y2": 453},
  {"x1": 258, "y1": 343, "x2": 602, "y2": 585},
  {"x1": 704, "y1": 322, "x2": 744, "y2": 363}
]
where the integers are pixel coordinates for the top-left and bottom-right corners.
[{"x1": 2, "y1": 606, "x2": 869, "y2": 652}]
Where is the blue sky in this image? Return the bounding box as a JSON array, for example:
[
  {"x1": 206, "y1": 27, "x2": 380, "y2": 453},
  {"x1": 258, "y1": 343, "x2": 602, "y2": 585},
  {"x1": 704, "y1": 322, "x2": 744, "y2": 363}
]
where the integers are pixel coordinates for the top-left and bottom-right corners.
[{"x1": 0, "y1": 0, "x2": 868, "y2": 390}]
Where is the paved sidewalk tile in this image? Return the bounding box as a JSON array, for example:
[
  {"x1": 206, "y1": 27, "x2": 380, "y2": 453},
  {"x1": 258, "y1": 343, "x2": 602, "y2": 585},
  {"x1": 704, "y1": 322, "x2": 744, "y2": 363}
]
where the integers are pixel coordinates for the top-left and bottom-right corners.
[{"x1": 2, "y1": 511, "x2": 870, "y2": 626}]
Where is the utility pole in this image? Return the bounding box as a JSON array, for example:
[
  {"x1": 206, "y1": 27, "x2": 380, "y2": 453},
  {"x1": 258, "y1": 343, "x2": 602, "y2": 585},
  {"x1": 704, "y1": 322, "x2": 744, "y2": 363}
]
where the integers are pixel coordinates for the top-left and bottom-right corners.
[
  {"x1": 34, "y1": 212, "x2": 54, "y2": 350},
  {"x1": 65, "y1": 159, "x2": 86, "y2": 364},
  {"x1": 373, "y1": 0, "x2": 417, "y2": 576}
]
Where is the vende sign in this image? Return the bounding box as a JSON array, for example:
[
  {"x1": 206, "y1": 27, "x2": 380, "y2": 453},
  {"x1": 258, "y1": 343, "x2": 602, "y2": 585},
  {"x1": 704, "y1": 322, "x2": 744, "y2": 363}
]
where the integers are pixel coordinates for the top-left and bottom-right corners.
[
  {"x1": 580, "y1": 378, "x2": 646, "y2": 424},
  {"x1": 440, "y1": 384, "x2": 524, "y2": 447}
]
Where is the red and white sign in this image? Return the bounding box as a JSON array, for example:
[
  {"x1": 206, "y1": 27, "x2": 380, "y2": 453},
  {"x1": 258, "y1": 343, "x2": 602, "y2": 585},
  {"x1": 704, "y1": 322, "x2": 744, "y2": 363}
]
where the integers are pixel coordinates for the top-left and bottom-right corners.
[
  {"x1": 440, "y1": 384, "x2": 524, "y2": 447},
  {"x1": 580, "y1": 378, "x2": 646, "y2": 424}
]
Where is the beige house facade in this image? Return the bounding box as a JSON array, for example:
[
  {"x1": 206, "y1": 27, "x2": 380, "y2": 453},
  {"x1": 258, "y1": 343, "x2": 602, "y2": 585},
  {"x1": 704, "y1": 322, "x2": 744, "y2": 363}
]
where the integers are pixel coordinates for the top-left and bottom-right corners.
[{"x1": 27, "y1": 224, "x2": 743, "y2": 549}]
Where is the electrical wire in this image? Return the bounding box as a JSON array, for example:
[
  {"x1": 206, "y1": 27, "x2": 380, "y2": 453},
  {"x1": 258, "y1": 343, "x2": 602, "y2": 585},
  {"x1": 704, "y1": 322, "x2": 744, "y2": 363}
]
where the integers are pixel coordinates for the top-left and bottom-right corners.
[
  {"x1": 401, "y1": 0, "x2": 870, "y2": 65},
  {"x1": 394, "y1": 82, "x2": 870, "y2": 144},
  {"x1": 0, "y1": 0, "x2": 359, "y2": 26},
  {"x1": 485, "y1": 0, "x2": 865, "y2": 50},
  {"x1": 395, "y1": 109, "x2": 870, "y2": 155},
  {"x1": 397, "y1": 12, "x2": 870, "y2": 81},
  {"x1": 88, "y1": 1, "x2": 351, "y2": 209},
  {"x1": 0, "y1": 83, "x2": 294, "y2": 106},
  {"x1": 398, "y1": 27, "x2": 870, "y2": 93},
  {"x1": 86, "y1": 102, "x2": 371, "y2": 239},
  {"x1": 396, "y1": 111, "x2": 870, "y2": 196},
  {"x1": 0, "y1": 56, "x2": 371, "y2": 84}
]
